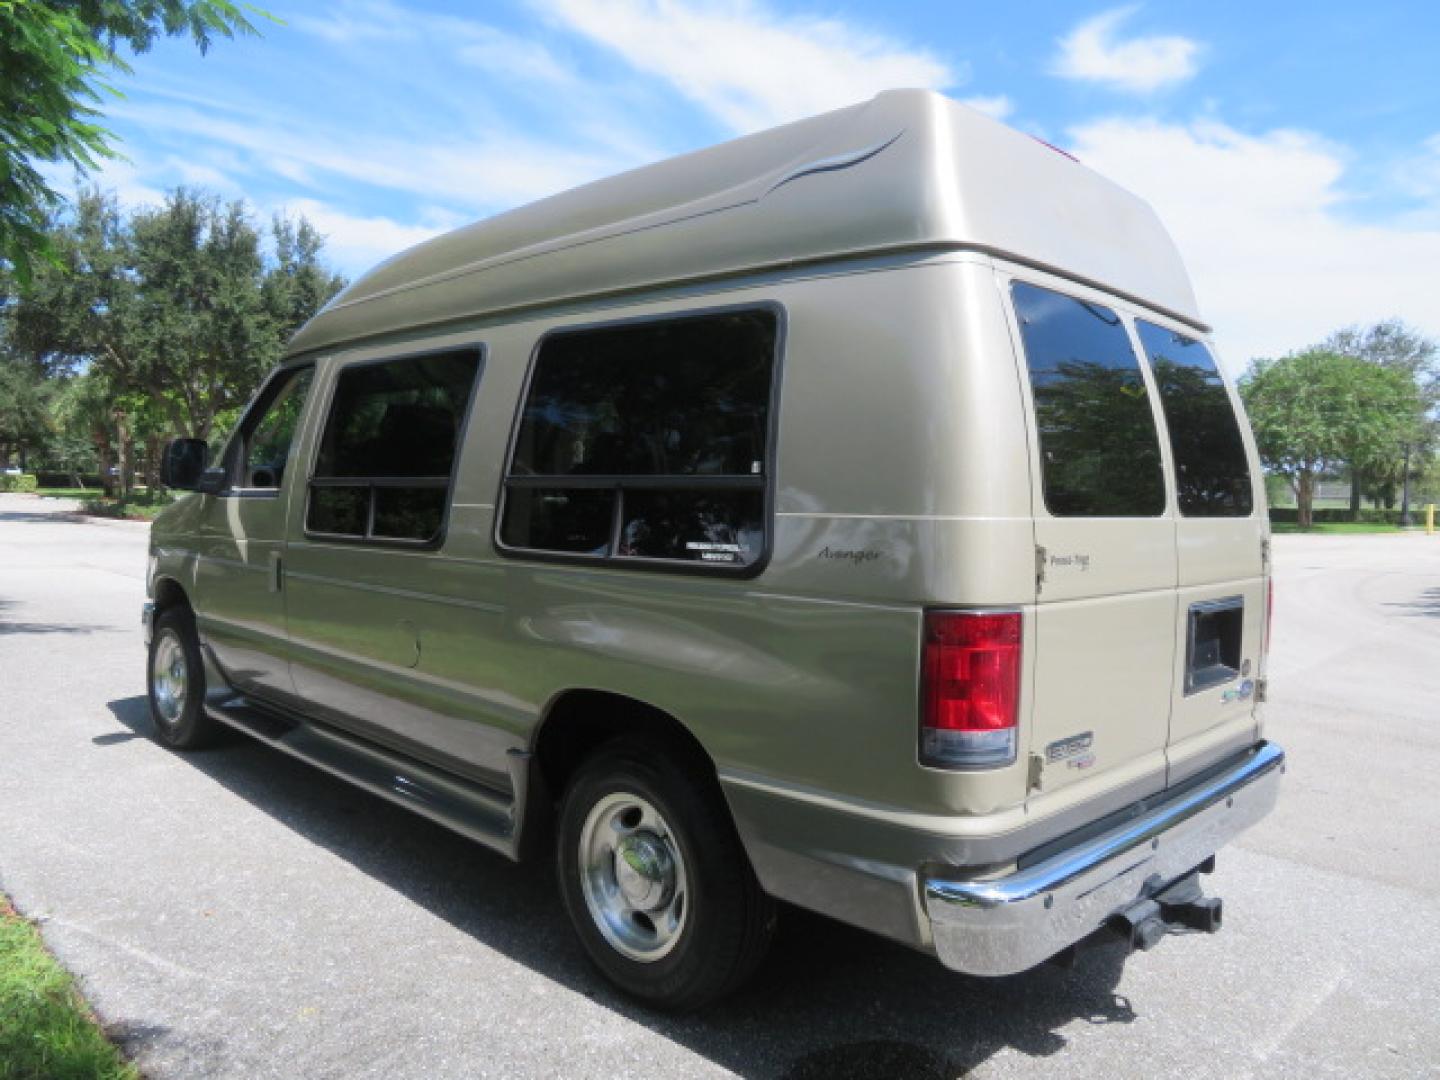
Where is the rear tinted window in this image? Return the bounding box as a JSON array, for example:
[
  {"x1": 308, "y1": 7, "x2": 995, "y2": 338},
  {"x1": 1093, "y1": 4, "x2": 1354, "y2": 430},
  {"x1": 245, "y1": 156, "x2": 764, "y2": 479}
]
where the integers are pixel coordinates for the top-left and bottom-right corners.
[
  {"x1": 500, "y1": 309, "x2": 777, "y2": 570},
  {"x1": 308, "y1": 350, "x2": 480, "y2": 544},
  {"x1": 1135, "y1": 321, "x2": 1254, "y2": 517},
  {"x1": 1012, "y1": 282, "x2": 1166, "y2": 517}
]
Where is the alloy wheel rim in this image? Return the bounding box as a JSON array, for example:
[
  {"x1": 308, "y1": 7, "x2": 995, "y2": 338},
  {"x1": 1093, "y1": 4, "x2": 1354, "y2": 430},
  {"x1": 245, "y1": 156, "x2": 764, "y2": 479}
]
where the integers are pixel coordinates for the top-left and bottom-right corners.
[
  {"x1": 578, "y1": 791, "x2": 689, "y2": 962},
  {"x1": 151, "y1": 630, "x2": 188, "y2": 725}
]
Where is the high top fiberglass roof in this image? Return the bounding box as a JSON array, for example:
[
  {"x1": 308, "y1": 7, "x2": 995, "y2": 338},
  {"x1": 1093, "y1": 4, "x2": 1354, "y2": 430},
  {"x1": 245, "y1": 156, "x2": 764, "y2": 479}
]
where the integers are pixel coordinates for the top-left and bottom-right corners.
[{"x1": 289, "y1": 88, "x2": 1201, "y2": 356}]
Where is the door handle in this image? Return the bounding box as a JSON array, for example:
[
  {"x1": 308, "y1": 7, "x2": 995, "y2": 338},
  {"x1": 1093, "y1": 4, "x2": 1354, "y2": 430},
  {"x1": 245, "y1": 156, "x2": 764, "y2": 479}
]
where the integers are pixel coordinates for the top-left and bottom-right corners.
[{"x1": 269, "y1": 552, "x2": 283, "y2": 593}]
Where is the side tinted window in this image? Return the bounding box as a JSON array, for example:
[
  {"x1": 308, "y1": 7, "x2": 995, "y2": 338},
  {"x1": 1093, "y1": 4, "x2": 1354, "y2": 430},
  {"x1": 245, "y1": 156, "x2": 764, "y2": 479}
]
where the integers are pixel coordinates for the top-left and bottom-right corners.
[
  {"x1": 238, "y1": 367, "x2": 313, "y2": 490},
  {"x1": 1135, "y1": 321, "x2": 1254, "y2": 517},
  {"x1": 500, "y1": 309, "x2": 777, "y2": 570},
  {"x1": 307, "y1": 350, "x2": 480, "y2": 544},
  {"x1": 1012, "y1": 282, "x2": 1166, "y2": 517}
]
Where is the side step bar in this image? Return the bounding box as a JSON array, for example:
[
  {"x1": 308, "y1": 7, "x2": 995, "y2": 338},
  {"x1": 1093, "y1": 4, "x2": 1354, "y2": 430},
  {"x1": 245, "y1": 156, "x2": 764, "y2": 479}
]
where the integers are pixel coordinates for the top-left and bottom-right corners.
[{"x1": 204, "y1": 692, "x2": 528, "y2": 861}]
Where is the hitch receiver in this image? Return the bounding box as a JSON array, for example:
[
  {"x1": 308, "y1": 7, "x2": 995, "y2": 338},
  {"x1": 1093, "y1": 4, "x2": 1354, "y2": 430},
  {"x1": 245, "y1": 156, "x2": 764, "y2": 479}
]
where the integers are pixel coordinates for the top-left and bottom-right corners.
[{"x1": 1111, "y1": 870, "x2": 1224, "y2": 953}]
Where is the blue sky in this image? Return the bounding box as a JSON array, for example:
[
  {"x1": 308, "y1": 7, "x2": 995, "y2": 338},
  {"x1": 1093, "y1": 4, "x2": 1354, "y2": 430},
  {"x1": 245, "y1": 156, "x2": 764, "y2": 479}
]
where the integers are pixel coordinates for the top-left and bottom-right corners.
[{"x1": 59, "y1": 0, "x2": 1440, "y2": 367}]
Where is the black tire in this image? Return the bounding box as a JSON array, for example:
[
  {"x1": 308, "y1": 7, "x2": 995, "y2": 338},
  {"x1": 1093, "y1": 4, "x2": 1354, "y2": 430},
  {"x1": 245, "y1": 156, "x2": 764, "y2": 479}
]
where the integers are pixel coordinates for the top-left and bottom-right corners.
[
  {"x1": 557, "y1": 735, "x2": 776, "y2": 1011},
  {"x1": 147, "y1": 607, "x2": 220, "y2": 750}
]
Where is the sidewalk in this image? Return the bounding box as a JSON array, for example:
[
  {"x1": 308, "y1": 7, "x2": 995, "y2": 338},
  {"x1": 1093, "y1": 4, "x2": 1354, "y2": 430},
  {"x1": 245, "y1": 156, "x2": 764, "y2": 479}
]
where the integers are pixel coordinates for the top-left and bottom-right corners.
[{"x1": 0, "y1": 492, "x2": 153, "y2": 528}]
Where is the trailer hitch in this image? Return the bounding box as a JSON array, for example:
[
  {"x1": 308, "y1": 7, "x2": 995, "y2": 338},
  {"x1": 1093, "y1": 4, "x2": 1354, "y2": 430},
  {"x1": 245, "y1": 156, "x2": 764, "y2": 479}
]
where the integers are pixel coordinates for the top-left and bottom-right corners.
[{"x1": 1110, "y1": 870, "x2": 1223, "y2": 953}]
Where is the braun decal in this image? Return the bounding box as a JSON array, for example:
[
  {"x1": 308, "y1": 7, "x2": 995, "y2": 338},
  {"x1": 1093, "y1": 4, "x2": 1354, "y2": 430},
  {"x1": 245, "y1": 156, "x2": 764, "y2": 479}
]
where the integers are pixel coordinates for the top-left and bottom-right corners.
[
  {"x1": 816, "y1": 546, "x2": 881, "y2": 566},
  {"x1": 686, "y1": 541, "x2": 741, "y2": 564}
]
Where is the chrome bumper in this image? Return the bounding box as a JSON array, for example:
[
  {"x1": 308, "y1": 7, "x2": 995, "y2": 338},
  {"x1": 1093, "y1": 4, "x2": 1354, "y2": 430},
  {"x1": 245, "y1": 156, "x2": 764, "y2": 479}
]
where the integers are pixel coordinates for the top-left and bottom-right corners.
[{"x1": 923, "y1": 741, "x2": 1285, "y2": 976}]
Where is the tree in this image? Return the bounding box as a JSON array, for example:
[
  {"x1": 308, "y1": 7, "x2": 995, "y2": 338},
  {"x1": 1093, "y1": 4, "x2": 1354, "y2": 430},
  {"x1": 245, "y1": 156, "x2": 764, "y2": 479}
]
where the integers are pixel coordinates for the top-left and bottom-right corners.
[
  {"x1": 51, "y1": 367, "x2": 121, "y2": 492},
  {"x1": 1324, "y1": 319, "x2": 1439, "y2": 516},
  {"x1": 4, "y1": 187, "x2": 345, "y2": 489},
  {"x1": 0, "y1": 356, "x2": 52, "y2": 468},
  {"x1": 1241, "y1": 349, "x2": 1423, "y2": 528},
  {"x1": 0, "y1": 1, "x2": 263, "y2": 283},
  {"x1": 1325, "y1": 319, "x2": 1439, "y2": 392}
]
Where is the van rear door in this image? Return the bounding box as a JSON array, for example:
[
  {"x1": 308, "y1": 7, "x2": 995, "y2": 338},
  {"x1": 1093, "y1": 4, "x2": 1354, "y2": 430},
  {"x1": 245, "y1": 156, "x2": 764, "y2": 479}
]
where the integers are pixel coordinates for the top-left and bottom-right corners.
[
  {"x1": 1133, "y1": 320, "x2": 1266, "y2": 781},
  {"x1": 1008, "y1": 279, "x2": 1177, "y2": 804}
]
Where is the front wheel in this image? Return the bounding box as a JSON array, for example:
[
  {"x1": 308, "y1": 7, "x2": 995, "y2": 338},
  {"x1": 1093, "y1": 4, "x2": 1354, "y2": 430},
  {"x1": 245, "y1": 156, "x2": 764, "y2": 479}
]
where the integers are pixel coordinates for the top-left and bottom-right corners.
[
  {"x1": 147, "y1": 607, "x2": 220, "y2": 750},
  {"x1": 557, "y1": 737, "x2": 776, "y2": 1010}
]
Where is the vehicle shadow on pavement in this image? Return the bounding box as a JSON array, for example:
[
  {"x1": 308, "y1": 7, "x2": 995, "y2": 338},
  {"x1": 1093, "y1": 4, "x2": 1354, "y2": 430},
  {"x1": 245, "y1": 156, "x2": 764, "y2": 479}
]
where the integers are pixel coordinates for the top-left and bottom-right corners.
[
  {"x1": 106, "y1": 695, "x2": 1137, "y2": 1080},
  {"x1": 0, "y1": 598, "x2": 115, "y2": 636},
  {"x1": 1385, "y1": 585, "x2": 1440, "y2": 619},
  {"x1": 0, "y1": 510, "x2": 87, "y2": 524}
]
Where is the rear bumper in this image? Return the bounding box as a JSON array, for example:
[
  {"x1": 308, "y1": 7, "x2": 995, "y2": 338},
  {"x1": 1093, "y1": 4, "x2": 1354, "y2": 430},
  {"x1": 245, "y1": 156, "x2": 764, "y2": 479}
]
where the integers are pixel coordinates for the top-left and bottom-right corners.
[{"x1": 923, "y1": 741, "x2": 1285, "y2": 976}]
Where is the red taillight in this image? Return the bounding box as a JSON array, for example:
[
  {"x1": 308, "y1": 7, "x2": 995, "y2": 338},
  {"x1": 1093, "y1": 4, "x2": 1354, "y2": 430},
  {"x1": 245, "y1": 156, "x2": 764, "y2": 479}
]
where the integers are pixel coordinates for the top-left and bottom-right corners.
[{"x1": 921, "y1": 610, "x2": 1022, "y2": 769}]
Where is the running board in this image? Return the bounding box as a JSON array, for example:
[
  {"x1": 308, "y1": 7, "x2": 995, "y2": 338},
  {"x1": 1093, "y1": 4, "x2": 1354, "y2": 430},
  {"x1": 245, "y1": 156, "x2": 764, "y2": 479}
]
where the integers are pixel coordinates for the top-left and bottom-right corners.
[{"x1": 204, "y1": 693, "x2": 525, "y2": 860}]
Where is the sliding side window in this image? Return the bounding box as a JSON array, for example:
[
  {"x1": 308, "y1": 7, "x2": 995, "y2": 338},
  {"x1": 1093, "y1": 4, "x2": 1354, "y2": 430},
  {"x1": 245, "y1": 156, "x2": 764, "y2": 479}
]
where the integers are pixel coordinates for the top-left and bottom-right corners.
[
  {"x1": 1012, "y1": 282, "x2": 1166, "y2": 517},
  {"x1": 307, "y1": 350, "x2": 480, "y2": 545},
  {"x1": 499, "y1": 309, "x2": 778, "y2": 570},
  {"x1": 1135, "y1": 320, "x2": 1254, "y2": 517}
]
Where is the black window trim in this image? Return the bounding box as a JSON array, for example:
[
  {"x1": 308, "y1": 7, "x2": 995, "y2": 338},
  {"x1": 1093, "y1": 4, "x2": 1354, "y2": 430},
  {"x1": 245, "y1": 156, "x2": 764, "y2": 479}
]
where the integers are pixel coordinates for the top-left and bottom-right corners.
[
  {"x1": 493, "y1": 300, "x2": 786, "y2": 579},
  {"x1": 215, "y1": 361, "x2": 317, "y2": 500},
  {"x1": 302, "y1": 343, "x2": 486, "y2": 551}
]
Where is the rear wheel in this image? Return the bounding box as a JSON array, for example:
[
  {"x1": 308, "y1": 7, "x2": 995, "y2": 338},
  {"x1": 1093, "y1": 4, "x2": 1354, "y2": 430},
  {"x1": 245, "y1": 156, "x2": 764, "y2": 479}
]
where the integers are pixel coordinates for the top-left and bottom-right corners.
[
  {"x1": 557, "y1": 736, "x2": 775, "y2": 1010},
  {"x1": 147, "y1": 607, "x2": 220, "y2": 750}
]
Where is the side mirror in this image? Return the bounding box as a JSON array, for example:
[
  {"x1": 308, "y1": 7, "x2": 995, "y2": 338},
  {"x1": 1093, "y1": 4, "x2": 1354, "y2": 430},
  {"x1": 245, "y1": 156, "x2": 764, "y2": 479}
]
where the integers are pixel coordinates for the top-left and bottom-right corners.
[{"x1": 161, "y1": 439, "x2": 209, "y2": 490}]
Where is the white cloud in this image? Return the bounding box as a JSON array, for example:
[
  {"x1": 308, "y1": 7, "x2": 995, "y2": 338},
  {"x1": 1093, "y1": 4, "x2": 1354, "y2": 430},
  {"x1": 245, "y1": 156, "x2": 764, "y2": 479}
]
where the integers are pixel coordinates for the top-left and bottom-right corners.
[
  {"x1": 543, "y1": 0, "x2": 955, "y2": 133},
  {"x1": 455, "y1": 25, "x2": 574, "y2": 87},
  {"x1": 959, "y1": 95, "x2": 1014, "y2": 121},
  {"x1": 278, "y1": 199, "x2": 454, "y2": 273},
  {"x1": 289, "y1": 0, "x2": 416, "y2": 45},
  {"x1": 1069, "y1": 117, "x2": 1440, "y2": 369},
  {"x1": 40, "y1": 158, "x2": 167, "y2": 211},
  {"x1": 106, "y1": 100, "x2": 638, "y2": 210},
  {"x1": 161, "y1": 153, "x2": 244, "y2": 194},
  {"x1": 1392, "y1": 133, "x2": 1440, "y2": 209},
  {"x1": 1053, "y1": 6, "x2": 1200, "y2": 94},
  {"x1": 296, "y1": 1, "x2": 576, "y2": 88}
]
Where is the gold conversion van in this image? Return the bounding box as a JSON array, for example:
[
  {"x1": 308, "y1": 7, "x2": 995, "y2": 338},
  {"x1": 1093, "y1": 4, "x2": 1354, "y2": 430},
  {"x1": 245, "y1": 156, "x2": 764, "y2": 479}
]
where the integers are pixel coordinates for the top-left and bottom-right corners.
[{"x1": 146, "y1": 89, "x2": 1284, "y2": 1008}]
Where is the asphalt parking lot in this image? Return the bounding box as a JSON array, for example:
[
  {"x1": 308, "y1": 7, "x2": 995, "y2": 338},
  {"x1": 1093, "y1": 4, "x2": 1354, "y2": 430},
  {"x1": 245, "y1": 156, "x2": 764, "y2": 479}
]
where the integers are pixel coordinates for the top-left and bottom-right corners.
[{"x1": 1, "y1": 493, "x2": 1438, "y2": 1079}]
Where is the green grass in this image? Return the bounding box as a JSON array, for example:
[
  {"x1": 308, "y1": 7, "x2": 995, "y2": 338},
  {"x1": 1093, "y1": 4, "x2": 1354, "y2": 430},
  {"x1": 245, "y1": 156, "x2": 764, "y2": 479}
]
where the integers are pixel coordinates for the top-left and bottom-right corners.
[
  {"x1": 34, "y1": 488, "x2": 97, "y2": 499},
  {"x1": 1271, "y1": 521, "x2": 1404, "y2": 534},
  {"x1": 0, "y1": 896, "x2": 138, "y2": 1080}
]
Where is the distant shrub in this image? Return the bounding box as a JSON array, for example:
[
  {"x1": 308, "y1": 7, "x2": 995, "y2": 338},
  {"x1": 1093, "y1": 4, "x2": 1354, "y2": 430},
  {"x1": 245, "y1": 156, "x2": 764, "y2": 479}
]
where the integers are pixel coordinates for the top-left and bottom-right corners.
[
  {"x1": 35, "y1": 472, "x2": 103, "y2": 489},
  {"x1": 79, "y1": 498, "x2": 131, "y2": 519},
  {"x1": 1269, "y1": 507, "x2": 1406, "y2": 525},
  {"x1": 79, "y1": 495, "x2": 174, "y2": 520},
  {"x1": 0, "y1": 474, "x2": 38, "y2": 492}
]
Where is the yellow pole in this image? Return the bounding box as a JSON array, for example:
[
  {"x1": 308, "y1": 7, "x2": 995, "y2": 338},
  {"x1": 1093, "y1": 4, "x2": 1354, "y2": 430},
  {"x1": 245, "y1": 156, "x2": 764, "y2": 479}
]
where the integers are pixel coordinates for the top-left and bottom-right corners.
[{"x1": 1428, "y1": 504, "x2": 1435, "y2": 535}]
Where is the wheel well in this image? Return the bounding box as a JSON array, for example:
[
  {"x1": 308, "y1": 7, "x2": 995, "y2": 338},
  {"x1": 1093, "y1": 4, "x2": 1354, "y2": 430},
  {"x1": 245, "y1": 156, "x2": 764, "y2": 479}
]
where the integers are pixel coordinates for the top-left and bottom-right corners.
[
  {"x1": 532, "y1": 689, "x2": 716, "y2": 801},
  {"x1": 152, "y1": 576, "x2": 191, "y2": 615}
]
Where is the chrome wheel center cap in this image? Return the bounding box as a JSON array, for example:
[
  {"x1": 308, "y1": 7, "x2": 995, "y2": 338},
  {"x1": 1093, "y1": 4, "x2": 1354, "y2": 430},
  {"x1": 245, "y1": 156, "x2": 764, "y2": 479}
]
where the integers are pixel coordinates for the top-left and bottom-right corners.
[{"x1": 614, "y1": 833, "x2": 674, "y2": 911}]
